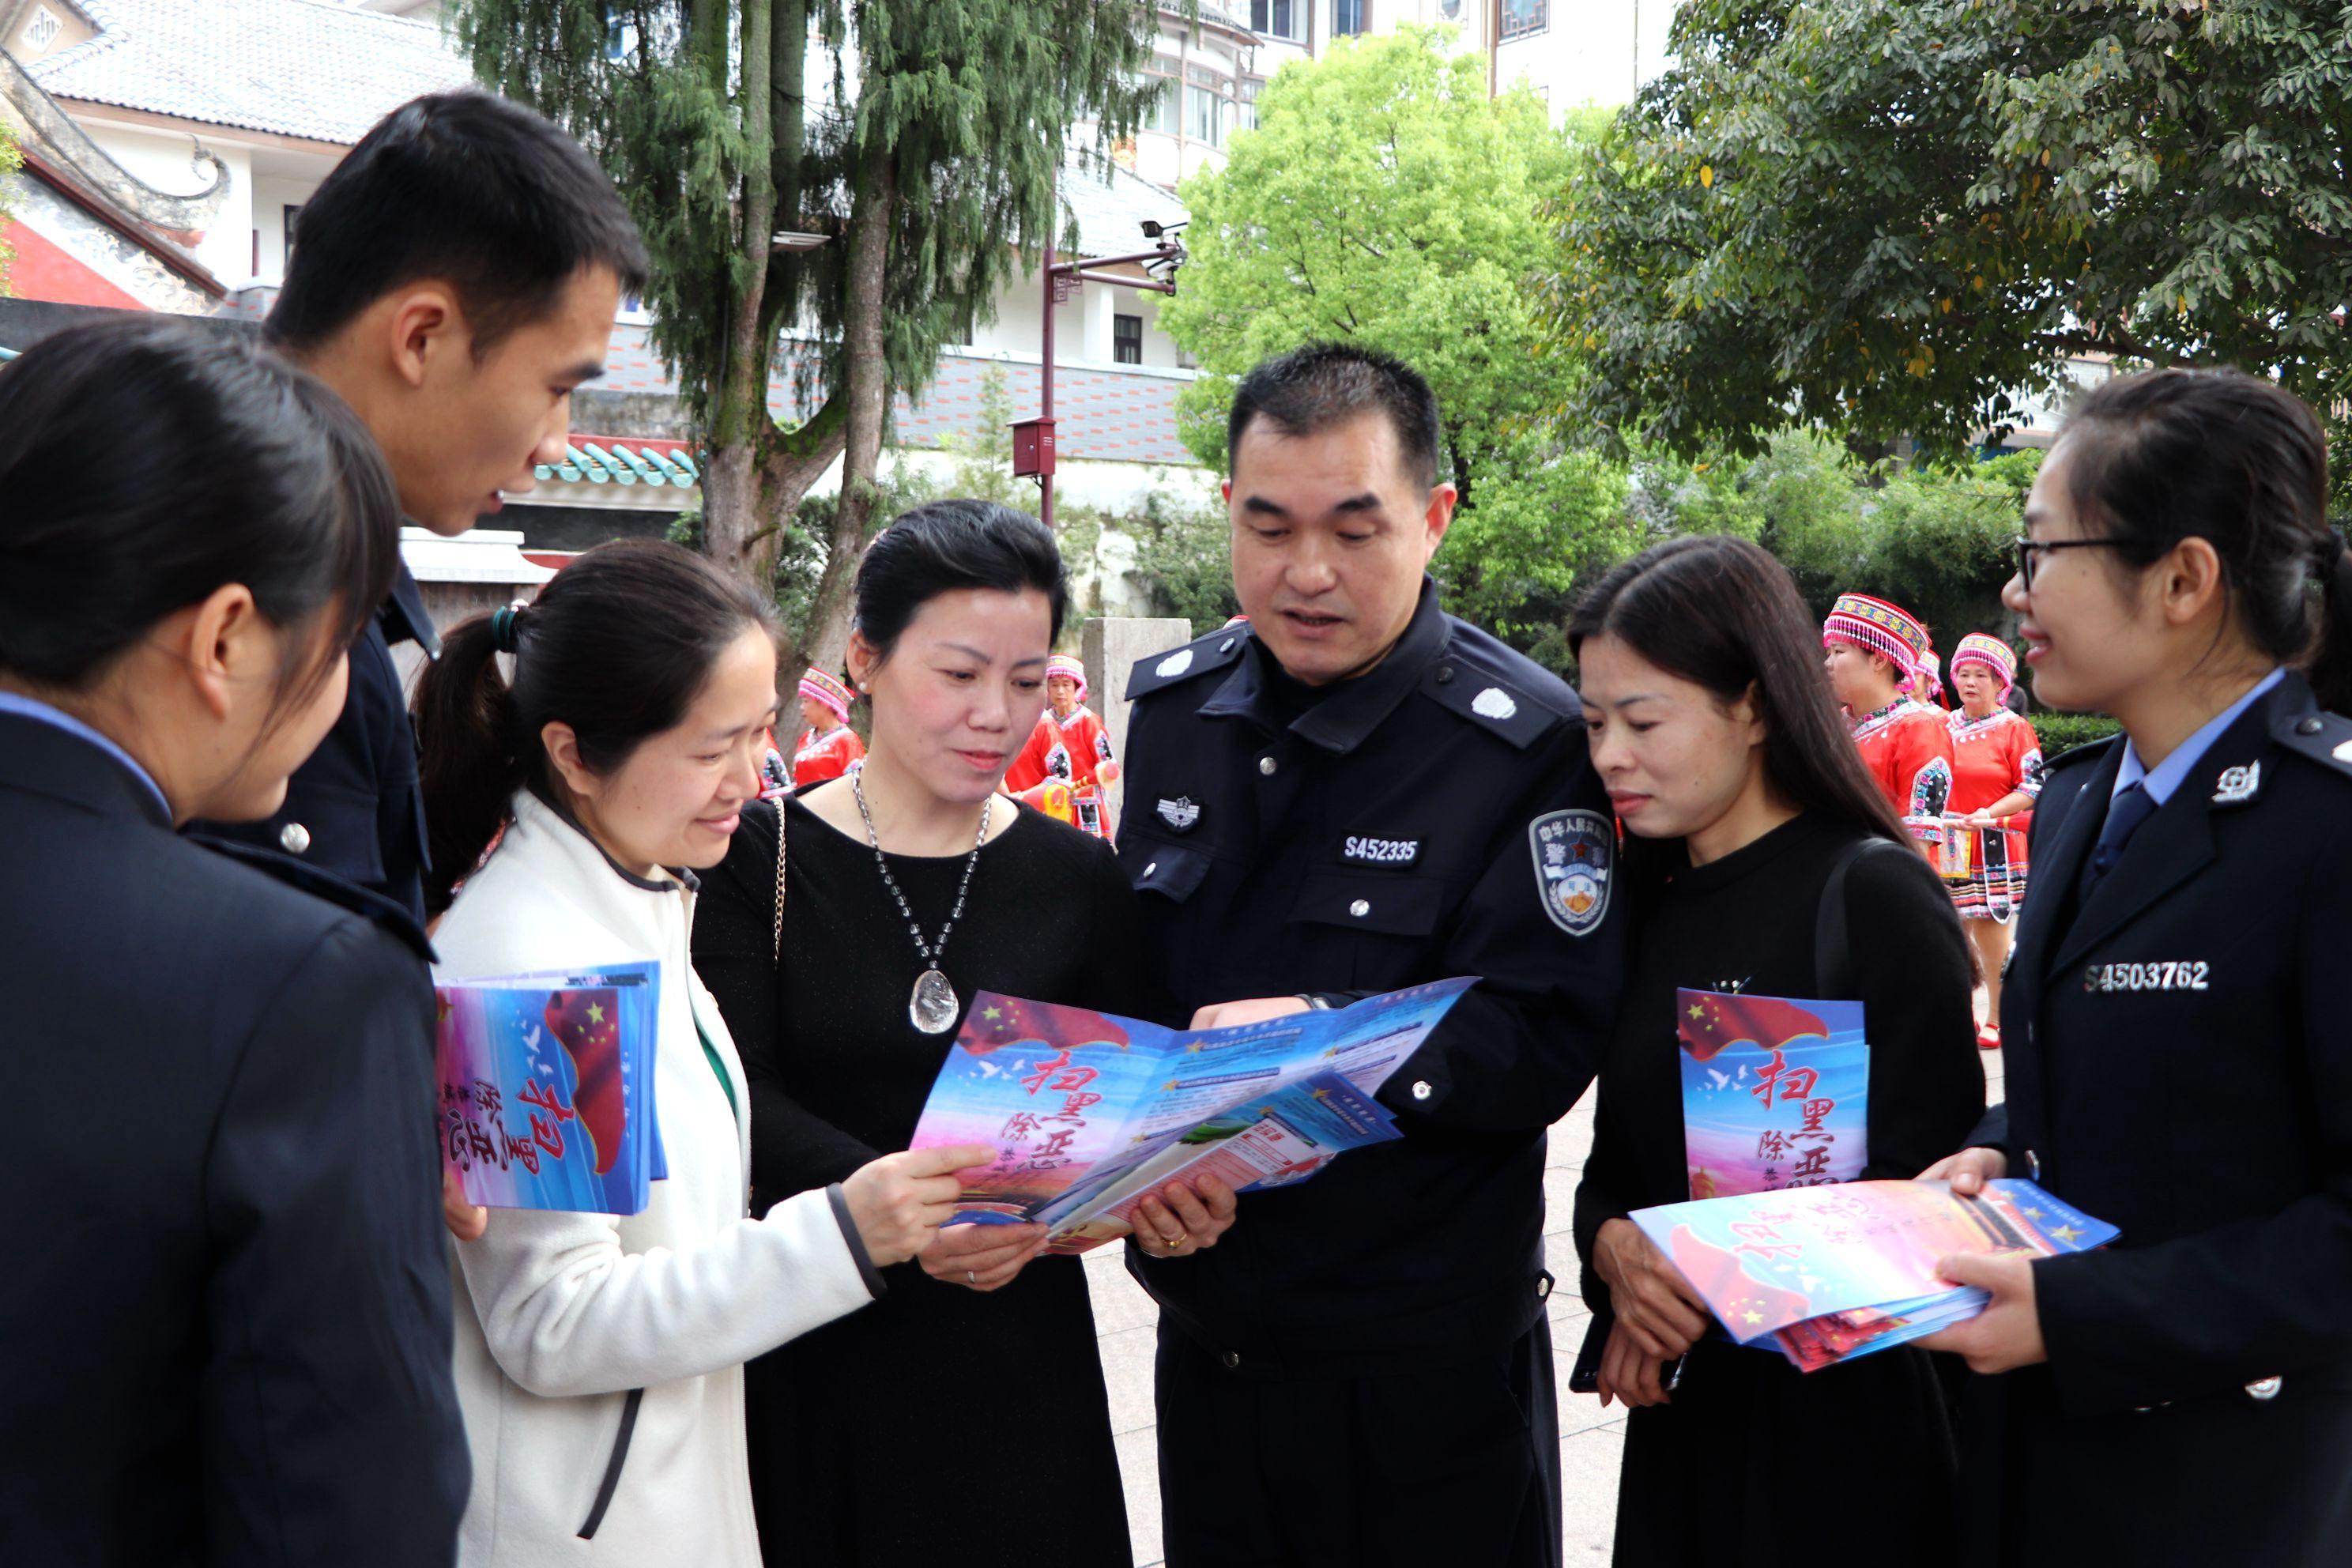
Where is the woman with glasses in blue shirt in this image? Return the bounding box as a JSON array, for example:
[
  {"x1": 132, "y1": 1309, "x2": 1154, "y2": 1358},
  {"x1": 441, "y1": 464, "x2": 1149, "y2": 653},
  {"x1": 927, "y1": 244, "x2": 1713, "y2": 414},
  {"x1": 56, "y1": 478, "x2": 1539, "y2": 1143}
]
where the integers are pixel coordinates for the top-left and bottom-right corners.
[{"x1": 1920, "y1": 368, "x2": 2352, "y2": 1566}]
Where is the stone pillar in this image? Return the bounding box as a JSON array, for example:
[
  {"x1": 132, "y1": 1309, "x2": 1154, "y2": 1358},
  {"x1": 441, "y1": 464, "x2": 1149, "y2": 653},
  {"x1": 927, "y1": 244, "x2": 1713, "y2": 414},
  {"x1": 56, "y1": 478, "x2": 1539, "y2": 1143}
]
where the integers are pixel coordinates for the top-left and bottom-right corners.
[{"x1": 1081, "y1": 615, "x2": 1193, "y2": 840}]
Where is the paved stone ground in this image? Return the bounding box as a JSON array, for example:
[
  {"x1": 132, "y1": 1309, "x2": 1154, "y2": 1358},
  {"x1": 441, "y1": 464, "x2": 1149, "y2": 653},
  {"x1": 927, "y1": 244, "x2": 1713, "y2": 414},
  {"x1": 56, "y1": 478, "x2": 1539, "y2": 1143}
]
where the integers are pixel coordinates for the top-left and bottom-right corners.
[{"x1": 1091, "y1": 1046, "x2": 2007, "y2": 1566}]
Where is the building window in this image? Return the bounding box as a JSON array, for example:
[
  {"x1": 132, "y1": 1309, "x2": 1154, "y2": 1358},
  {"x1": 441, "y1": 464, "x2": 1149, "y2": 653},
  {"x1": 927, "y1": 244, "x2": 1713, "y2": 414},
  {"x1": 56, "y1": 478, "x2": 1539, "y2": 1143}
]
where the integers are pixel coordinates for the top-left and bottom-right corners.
[
  {"x1": 1250, "y1": 0, "x2": 1298, "y2": 42},
  {"x1": 1501, "y1": 0, "x2": 1547, "y2": 40},
  {"x1": 1146, "y1": 76, "x2": 1180, "y2": 135},
  {"x1": 1187, "y1": 84, "x2": 1224, "y2": 146},
  {"x1": 1114, "y1": 314, "x2": 1144, "y2": 364},
  {"x1": 282, "y1": 204, "x2": 302, "y2": 268},
  {"x1": 1332, "y1": 0, "x2": 1366, "y2": 36}
]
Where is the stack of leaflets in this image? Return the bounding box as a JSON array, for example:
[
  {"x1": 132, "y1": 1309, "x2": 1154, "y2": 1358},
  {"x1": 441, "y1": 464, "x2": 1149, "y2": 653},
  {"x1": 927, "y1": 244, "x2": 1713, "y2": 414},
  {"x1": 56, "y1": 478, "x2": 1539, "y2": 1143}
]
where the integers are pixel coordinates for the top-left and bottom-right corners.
[
  {"x1": 436, "y1": 963, "x2": 666, "y2": 1216},
  {"x1": 908, "y1": 978, "x2": 1476, "y2": 1253},
  {"x1": 1630, "y1": 1178, "x2": 2120, "y2": 1372}
]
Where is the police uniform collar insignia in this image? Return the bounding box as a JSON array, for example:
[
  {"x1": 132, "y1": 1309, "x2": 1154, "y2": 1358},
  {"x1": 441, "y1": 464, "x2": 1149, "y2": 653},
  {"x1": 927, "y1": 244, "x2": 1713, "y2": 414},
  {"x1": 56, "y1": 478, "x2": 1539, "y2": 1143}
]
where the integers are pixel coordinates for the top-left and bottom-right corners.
[
  {"x1": 1157, "y1": 796, "x2": 1201, "y2": 833},
  {"x1": 2212, "y1": 761, "x2": 2261, "y2": 806},
  {"x1": 1529, "y1": 808, "x2": 1613, "y2": 937},
  {"x1": 1156, "y1": 648, "x2": 1195, "y2": 680},
  {"x1": 1472, "y1": 687, "x2": 1517, "y2": 721}
]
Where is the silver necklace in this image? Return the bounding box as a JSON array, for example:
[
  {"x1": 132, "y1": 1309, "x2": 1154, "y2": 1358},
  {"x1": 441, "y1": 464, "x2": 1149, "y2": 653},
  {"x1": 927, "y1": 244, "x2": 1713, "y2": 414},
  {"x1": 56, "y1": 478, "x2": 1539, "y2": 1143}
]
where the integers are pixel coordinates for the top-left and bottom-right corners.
[{"x1": 851, "y1": 771, "x2": 991, "y2": 1034}]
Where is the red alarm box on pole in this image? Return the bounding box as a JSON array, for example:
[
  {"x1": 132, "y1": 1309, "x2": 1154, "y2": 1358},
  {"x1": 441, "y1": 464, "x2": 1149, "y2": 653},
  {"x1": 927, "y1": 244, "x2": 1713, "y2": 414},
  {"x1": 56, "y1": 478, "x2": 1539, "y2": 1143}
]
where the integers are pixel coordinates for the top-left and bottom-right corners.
[{"x1": 1011, "y1": 416, "x2": 1057, "y2": 477}]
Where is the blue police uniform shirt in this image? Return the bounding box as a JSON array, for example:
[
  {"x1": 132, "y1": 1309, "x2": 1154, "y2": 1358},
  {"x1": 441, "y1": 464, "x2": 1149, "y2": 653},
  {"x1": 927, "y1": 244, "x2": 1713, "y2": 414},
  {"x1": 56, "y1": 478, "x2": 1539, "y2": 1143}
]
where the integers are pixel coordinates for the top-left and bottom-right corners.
[
  {"x1": 0, "y1": 690, "x2": 169, "y2": 818},
  {"x1": 2110, "y1": 665, "x2": 2284, "y2": 808}
]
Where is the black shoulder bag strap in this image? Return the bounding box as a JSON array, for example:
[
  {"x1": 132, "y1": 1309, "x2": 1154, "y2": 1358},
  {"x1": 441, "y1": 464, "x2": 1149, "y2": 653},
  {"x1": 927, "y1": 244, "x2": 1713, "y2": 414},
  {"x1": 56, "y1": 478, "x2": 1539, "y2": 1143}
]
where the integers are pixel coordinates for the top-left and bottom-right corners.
[{"x1": 1815, "y1": 835, "x2": 1907, "y2": 1000}]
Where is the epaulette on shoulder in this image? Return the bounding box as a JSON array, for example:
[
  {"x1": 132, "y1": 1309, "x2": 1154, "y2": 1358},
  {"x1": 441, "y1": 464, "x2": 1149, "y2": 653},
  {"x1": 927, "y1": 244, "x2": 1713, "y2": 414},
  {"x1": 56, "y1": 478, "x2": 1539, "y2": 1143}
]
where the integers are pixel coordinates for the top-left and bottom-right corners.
[
  {"x1": 1125, "y1": 622, "x2": 1252, "y2": 703},
  {"x1": 1419, "y1": 640, "x2": 1574, "y2": 752},
  {"x1": 2274, "y1": 707, "x2": 2352, "y2": 783},
  {"x1": 184, "y1": 833, "x2": 436, "y2": 963}
]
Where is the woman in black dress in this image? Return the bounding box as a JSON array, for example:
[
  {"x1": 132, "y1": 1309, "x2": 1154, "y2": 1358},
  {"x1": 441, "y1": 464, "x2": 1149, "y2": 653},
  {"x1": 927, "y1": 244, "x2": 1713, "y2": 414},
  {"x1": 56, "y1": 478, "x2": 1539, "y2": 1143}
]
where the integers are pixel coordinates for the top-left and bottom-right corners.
[
  {"x1": 695, "y1": 499, "x2": 1237, "y2": 1567},
  {"x1": 1566, "y1": 537, "x2": 1985, "y2": 1565}
]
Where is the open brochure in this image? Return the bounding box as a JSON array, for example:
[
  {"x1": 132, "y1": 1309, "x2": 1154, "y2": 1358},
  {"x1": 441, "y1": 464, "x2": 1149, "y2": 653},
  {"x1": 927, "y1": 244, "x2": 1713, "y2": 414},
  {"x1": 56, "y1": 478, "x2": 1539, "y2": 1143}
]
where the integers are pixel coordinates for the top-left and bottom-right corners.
[
  {"x1": 909, "y1": 978, "x2": 1476, "y2": 1253},
  {"x1": 436, "y1": 963, "x2": 665, "y2": 1216},
  {"x1": 1630, "y1": 1178, "x2": 2119, "y2": 1372}
]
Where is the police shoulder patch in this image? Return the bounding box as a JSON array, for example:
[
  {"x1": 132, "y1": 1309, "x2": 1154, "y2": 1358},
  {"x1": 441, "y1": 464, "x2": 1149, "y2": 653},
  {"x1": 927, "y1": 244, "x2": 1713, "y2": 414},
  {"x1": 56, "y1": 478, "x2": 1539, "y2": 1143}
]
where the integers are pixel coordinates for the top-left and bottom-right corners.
[{"x1": 1528, "y1": 808, "x2": 1614, "y2": 937}]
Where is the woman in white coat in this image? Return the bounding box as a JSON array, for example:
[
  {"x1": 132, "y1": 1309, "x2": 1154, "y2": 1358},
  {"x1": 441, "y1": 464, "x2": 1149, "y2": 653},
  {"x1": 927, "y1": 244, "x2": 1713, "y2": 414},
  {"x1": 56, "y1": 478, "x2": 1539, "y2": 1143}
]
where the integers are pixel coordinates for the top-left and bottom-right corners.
[{"x1": 414, "y1": 539, "x2": 988, "y2": 1566}]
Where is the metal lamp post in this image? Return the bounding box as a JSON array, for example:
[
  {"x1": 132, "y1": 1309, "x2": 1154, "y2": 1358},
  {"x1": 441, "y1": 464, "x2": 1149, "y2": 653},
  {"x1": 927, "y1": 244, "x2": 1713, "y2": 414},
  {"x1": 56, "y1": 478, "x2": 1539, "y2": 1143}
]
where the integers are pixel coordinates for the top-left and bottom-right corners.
[{"x1": 1012, "y1": 174, "x2": 1185, "y2": 530}]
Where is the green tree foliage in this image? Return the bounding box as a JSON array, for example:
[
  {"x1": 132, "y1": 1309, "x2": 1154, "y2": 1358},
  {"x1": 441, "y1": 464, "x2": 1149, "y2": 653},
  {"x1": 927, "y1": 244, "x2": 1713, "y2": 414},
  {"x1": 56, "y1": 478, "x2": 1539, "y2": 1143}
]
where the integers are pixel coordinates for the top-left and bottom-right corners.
[
  {"x1": 1157, "y1": 26, "x2": 1632, "y2": 646},
  {"x1": 1634, "y1": 435, "x2": 2040, "y2": 657},
  {"x1": 1553, "y1": 0, "x2": 2352, "y2": 485},
  {"x1": 452, "y1": 0, "x2": 1164, "y2": 668}
]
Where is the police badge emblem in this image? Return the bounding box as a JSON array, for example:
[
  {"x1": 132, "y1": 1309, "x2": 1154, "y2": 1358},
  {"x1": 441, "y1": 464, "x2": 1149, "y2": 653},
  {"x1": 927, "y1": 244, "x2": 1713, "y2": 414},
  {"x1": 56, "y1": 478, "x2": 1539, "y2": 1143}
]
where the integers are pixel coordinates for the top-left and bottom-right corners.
[
  {"x1": 2211, "y1": 761, "x2": 2260, "y2": 805},
  {"x1": 1157, "y1": 796, "x2": 1202, "y2": 833},
  {"x1": 1529, "y1": 808, "x2": 1613, "y2": 937}
]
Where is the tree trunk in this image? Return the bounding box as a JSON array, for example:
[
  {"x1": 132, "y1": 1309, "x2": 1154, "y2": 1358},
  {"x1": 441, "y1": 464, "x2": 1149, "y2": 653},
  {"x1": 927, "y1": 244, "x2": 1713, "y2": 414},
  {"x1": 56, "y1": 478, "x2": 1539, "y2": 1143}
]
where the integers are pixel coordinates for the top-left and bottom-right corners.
[
  {"x1": 760, "y1": 400, "x2": 850, "y2": 676},
  {"x1": 797, "y1": 135, "x2": 898, "y2": 675},
  {"x1": 701, "y1": 0, "x2": 776, "y2": 584}
]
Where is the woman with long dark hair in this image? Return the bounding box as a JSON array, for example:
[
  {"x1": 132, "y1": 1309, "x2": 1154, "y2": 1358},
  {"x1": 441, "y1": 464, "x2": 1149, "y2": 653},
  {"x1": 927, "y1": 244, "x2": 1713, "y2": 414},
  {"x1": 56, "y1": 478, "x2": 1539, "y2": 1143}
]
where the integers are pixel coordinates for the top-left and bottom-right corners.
[
  {"x1": 0, "y1": 317, "x2": 466, "y2": 1562},
  {"x1": 1567, "y1": 536, "x2": 1984, "y2": 1565},
  {"x1": 693, "y1": 499, "x2": 1227, "y2": 1568},
  {"x1": 415, "y1": 540, "x2": 985, "y2": 1566},
  {"x1": 1920, "y1": 368, "x2": 2352, "y2": 1565}
]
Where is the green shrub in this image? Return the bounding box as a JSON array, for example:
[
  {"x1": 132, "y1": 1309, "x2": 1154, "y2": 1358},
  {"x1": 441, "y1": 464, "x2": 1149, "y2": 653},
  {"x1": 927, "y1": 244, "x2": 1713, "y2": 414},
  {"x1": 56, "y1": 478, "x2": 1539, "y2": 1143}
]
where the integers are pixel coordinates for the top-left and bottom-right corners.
[{"x1": 2026, "y1": 711, "x2": 2121, "y2": 757}]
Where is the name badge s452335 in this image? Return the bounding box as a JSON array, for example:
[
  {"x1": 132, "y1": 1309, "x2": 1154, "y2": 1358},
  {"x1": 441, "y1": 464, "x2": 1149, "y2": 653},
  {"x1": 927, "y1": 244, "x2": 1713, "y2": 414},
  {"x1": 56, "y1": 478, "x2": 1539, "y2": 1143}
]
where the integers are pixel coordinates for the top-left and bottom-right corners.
[{"x1": 1530, "y1": 809, "x2": 1613, "y2": 937}]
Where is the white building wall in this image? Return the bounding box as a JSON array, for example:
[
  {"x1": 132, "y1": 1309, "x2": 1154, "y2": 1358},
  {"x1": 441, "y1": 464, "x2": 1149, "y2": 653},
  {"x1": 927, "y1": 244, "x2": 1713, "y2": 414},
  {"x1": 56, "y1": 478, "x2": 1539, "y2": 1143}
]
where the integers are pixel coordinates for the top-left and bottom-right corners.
[
  {"x1": 972, "y1": 269, "x2": 1184, "y2": 371},
  {"x1": 77, "y1": 120, "x2": 256, "y2": 285}
]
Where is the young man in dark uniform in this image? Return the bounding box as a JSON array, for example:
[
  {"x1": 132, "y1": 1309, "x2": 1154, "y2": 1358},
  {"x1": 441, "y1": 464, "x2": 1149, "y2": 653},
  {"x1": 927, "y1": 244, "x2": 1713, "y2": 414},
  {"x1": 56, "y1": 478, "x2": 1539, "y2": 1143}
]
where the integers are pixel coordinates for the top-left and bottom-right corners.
[
  {"x1": 191, "y1": 90, "x2": 647, "y2": 924},
  {"x1": 1115, "y1": 344, "x2": 1627, "y2": 1567}
]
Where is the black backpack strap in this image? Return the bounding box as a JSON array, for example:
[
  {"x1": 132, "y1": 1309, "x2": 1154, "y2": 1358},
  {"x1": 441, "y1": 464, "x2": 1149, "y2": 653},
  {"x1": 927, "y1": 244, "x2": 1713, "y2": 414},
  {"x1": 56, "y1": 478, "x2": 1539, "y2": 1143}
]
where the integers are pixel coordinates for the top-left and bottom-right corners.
[{"x1": 1815, "y1": 836, "x2": 1908, "y2": 998}]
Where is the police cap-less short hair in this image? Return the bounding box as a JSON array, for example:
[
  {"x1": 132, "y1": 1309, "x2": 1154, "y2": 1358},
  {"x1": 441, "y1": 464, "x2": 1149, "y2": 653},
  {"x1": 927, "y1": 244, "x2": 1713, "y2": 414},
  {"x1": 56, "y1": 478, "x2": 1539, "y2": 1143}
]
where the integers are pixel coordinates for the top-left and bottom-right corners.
[
  {"x1": 268, "y1": 89, "x2": 649, "y2": 356},
  {"x1": 1224, "y1": 342, "x2": 1444, "y2": 490}
]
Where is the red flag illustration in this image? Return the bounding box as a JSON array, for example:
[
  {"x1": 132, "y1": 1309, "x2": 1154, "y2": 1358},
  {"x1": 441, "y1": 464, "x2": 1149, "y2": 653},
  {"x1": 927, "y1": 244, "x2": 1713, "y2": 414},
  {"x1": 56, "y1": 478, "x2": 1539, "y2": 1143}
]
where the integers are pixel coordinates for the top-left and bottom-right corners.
[
  {"x1": 1677, "y1": 990, "x2": 1830, "y2": 1063},
  {"x1": 545, "y1": 988, "x2": 625, "y2": 1175},
  {"x1": 1663, "y1": 1221, "x2": 1822, "y2": 1338},
  {"x1": 962, "y1": 994, "x2": 1131, "y2": 1057}
]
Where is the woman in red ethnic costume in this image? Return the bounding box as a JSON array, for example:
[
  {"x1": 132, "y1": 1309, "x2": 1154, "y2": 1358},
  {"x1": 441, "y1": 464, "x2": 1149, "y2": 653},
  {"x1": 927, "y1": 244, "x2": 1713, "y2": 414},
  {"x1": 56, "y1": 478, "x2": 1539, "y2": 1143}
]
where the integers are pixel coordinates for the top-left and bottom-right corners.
[
  {"x1": 1004, "y1": 654, "x2": 1118, "y2": 795},
  {"x1": 789, "y1": 666, "x2": 865, "y2": 790},
  {"x1": 1942, "y1": 633, "x2": 2044, "y2": 1049},
  {"x1": 1822, "y1": 592, "x2": 1955, "y2": 862}
]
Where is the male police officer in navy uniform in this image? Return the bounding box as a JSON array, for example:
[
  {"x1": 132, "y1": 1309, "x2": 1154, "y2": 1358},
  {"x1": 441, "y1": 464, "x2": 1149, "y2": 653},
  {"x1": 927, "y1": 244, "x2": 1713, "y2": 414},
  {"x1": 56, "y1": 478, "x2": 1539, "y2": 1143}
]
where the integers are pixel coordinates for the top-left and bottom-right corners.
[
  {"x1": 1117, "y1": 345, "x2": 1626, "y2": 1568},
  {"x1": 192, "y1": 90, "x2": 647, "y2": 925}
]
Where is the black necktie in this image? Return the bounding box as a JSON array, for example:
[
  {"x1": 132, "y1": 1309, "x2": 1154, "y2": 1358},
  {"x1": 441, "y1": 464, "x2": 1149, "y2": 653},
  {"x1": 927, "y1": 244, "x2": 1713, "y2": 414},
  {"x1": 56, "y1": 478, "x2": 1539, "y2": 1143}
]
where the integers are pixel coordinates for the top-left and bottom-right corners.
[{"x1": 2077, "y1": 782, "x2": 2158, "y2": 903}]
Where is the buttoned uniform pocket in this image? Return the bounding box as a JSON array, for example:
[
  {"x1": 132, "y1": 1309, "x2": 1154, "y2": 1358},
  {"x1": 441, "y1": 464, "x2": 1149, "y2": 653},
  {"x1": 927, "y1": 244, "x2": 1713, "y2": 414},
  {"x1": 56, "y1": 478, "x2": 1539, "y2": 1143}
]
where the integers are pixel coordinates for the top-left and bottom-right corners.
[
  {"x1": 1289, "y1": 869, "x2": 1447, "y2": 989},
  {"x1": 1127, "y1": 836, "x2": 1214, "y2": 904},
  {"x1": 273, "y1": 775, "x2": 389, "y2": 887}
]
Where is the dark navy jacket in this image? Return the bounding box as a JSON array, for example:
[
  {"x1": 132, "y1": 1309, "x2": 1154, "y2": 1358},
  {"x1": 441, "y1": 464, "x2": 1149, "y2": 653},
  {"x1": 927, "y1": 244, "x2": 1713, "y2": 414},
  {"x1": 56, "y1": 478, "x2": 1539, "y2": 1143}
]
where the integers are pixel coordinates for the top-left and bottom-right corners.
[
  {"x1": 1118, "y1": 582, "x2": 1626, "y2": 1374},
  {"x1": 0, "y1": 710, "x2": 468, "y2": 1565},
  {"x1": 1966, "y1": 671, "x2": 2352, "y2": 1564},
  {"x1": 192, "y1": 562, "x2": 438, "y2": 924}
]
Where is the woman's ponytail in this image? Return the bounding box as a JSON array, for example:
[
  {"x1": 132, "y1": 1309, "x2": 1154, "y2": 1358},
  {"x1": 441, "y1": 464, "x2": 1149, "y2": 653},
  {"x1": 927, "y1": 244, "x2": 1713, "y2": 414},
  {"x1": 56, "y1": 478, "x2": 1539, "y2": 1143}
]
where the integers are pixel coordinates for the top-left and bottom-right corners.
[
  {"x1": 410, "y1": 541, "x2": 776, "y2": 917},
  {"x1": 2311, "y1": 531, "x2": 2352, "y2": 714},
  {"x1": 414, "y1": 610, "x2": 528, "y2": 917}
]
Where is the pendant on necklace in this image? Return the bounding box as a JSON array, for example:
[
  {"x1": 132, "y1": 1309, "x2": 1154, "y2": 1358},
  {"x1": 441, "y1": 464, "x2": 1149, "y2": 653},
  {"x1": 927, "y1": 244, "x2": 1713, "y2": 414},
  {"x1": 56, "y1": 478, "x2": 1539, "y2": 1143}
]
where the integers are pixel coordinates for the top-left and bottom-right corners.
[{"x1": 910, "y1": 967, "x2": 959, "y2": 1035}]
